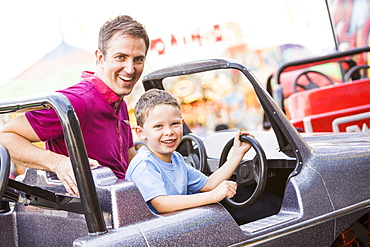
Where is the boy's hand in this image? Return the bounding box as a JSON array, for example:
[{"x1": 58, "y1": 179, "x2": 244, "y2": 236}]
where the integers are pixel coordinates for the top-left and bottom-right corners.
[
  {"x1": 232, "y1": 131, "x2": 253, "y2": 158},
  {"x1": 210, "y1": 180, "x2": 237, "y2": 203}
]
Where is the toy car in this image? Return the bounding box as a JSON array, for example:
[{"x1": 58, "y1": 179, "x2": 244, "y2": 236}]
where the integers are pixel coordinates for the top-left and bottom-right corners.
[
  {"x1": 265, "y1": 46, "x2": 370, "y2": 133},
  {"x1": 0, "y1": 57, "x2": 369, "y2": 246}
]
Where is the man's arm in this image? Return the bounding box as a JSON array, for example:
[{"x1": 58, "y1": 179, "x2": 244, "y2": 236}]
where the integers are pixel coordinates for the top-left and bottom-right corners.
[
  {"x1": 127, "y1": 146, "x2": 136, "y2": 163},
  {"x1": 0, "y1": 114, "x2": 78, "y2": 194}
]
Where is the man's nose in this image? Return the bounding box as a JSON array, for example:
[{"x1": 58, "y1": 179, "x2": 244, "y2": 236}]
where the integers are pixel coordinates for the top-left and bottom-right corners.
[{"x1": 124, "y1": 59, "x2": 135, "y2": 75}]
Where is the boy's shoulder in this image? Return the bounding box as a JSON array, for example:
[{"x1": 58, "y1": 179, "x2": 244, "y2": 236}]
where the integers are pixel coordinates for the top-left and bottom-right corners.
[
  {"x1": 126, "y1": 146, "x2": 161, "y2": 180},
  {"x1": 128, "y1": 148, "x2": 185, "y2": 174},
  {"x1": 131, "y1": 146, "x2": 152, "y2": 162}
]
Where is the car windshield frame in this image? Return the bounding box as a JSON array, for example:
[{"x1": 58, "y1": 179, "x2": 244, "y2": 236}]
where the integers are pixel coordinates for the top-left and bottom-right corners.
[{"x1": 142, "y1": 57, "x2": 312, "y2": 176}]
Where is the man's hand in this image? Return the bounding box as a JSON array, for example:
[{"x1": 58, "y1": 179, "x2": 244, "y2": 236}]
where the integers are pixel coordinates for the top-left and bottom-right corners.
[
  {"x1": 52, "y1": 157, "x2": 101, "y2": 195},
  {"x1": 88, "y1": 158, "x2": 101, "y2": 169},
  {"x1": 52, "y1": 156, "x2": 78, "y2": 195}
]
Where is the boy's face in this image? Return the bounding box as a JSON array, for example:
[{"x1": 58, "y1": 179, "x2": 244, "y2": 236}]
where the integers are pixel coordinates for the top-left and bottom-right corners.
[
  {"x1": 95, "y1": 33, "x2": 146, "y2": 97},
  {"x1": 136, "y1": 104, "x2": 184, "y2": 163}
]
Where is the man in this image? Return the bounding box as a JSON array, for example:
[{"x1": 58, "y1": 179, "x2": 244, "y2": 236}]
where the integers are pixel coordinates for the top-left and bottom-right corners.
[{"x1": 0, "y1": 15, "x2": 150, "y2": 194}]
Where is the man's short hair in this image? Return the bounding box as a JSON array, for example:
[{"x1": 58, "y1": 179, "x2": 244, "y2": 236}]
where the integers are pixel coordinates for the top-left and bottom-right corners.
[
  {"x1": 98, "y1": 15, "x2": 150, "y2": 56},
  {"x1": 135, "y1": 89, "x2": 180, "y2": 127}
]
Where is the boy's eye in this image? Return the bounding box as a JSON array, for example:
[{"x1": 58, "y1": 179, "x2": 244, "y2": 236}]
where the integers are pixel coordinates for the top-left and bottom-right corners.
[{"x1": 154, "y1": 124, "x2": 162, "y2": 129}]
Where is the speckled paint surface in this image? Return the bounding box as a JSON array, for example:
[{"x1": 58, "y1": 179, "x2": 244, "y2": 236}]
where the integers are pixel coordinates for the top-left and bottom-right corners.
[{"x1": 1, "y1": 58, "x2": 370, "y2": 246}]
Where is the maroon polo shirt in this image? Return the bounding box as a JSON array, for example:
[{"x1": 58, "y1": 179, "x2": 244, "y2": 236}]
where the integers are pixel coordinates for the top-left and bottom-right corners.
[{"x1": 25, "y1": 71, "x2": 134, "y2": 179}]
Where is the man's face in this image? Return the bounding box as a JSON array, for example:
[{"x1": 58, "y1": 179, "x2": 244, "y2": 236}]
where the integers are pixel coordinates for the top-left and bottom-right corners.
[{"x1": 95, "y1": 32, "x2": 147, "y2": 97}]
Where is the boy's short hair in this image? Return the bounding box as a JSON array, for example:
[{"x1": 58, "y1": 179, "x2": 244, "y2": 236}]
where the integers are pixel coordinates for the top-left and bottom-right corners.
[
  {"x1": 98, "y1": 15, "x2": 150, "y2": 56},
  {"x1": 135, "y1": 89, "x2": 181, "y2": 127}
]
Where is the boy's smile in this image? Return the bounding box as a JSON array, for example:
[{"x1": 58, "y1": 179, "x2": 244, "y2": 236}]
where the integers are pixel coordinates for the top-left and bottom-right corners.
[{"x1": 136, "y1": 104, "x2": 184, "y2": 163}]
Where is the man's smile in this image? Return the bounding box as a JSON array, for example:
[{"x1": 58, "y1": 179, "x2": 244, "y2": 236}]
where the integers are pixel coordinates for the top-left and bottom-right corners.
[{"x1": 118, "y1": 75, "x2": 133, "y2": 81}]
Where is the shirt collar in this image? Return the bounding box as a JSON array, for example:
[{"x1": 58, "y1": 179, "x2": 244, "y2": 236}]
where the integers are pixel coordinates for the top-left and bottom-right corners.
[{"x1": 81, "y1": 71, "x2": 121, "y2": 104}]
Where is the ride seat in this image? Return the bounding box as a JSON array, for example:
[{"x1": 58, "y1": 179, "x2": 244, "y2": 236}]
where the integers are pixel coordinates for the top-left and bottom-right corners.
[{"x1": 286, "y1": 78, "x2": 370, "y2": 120}]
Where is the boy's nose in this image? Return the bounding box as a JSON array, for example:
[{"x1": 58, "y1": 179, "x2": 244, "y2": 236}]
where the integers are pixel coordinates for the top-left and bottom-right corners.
[{"x1": 164, "y1": 127, "x2": 174, "y2": 135}]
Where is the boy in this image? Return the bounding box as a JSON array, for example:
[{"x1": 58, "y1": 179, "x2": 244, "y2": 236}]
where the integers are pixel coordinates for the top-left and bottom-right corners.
[{"x1": 126, "y1": 89, "x2": 252, "y2": 213}]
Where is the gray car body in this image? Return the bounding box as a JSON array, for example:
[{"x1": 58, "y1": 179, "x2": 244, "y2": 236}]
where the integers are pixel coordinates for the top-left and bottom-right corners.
[{"x1": 0, "y1": 58, "x2": 369, "y2": 246}]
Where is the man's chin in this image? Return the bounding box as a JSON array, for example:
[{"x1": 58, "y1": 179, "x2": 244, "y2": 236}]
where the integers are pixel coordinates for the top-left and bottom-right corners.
[{"x1": 117, "y1": 88, "x2": 134, "y2": 97}]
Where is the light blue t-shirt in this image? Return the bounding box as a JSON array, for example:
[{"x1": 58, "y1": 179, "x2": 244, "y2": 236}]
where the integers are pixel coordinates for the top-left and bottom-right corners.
[{"x1": 126, "y1": 146, "x2": 208, "y2": 213}]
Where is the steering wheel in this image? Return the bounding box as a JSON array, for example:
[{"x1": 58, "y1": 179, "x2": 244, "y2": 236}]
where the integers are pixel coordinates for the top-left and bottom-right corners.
[
  {"x1": 0, "y1": 145, "x2": 10, "y2": 200},
  {"x1": 344, "y1": 65, "x2": 370, "y2": 82},
  {"x1": 177, "y1": 133, "x2": 209, "y2": 174},
  {"x1": 219, "y1": 134, "x2": 267, "y2": 209},
  {"x1": 294, "y1": 70, "x2": 334, "y2": 93}
]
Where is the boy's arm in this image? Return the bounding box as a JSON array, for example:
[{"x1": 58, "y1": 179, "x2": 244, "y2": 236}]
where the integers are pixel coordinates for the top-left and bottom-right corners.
[
  {"x1": 150, "y1": 180, "x2": 237, "y2": 213},
  {"x1": 200, "y1": 131, "x2": 252, "y2": 192}
]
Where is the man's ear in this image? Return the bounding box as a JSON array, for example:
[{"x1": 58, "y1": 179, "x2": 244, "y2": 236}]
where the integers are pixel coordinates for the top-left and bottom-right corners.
[
  {"x1": 95, "y1": 49, "x2": 104, "y2": 66},
  {"x1": 135, "y1": 126, "x2": 146, "y2": 140}
]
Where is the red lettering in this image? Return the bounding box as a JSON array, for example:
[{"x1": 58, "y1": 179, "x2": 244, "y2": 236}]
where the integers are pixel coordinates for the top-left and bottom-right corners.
[
  {"x1": 150, "y1": 38, "x2": 166, "y2": 55},
  {"x1": 171, "y1": 34, "x2": 177, "y2": 46},
  {"x1": 214, "y1": 24, "x2": 222, "y2": 42}
]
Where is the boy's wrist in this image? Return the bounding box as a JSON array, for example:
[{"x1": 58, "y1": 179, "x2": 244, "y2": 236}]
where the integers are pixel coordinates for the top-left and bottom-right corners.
[
  {"x1": 206, "y1": 191, "x2": 221, "y2": 204},
  {"x1": 230, "y1": 150, "x2": 246, "y2": 160}
]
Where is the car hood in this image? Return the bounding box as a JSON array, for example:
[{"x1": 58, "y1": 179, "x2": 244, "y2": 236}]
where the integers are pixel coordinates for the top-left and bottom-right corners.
[{"x1": 302, "y1": 132, "x2": 370, "y2": 151}]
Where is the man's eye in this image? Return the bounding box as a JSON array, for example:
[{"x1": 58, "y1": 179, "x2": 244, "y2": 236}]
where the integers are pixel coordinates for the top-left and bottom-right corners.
[{"x1": 135, "y1": 57, "x2": 145, "y2": 63}]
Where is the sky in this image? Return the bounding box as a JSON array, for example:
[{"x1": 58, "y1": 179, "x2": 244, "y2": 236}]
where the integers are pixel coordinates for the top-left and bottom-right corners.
[{"x1": 0, "y1": 0, "x2": 335, "y2": 86}]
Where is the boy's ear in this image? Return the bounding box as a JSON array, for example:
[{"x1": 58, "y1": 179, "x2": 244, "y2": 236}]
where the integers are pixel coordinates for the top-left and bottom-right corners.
[{"x1": 135, "y1": 126, "x2": 146, "y2": 140}]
